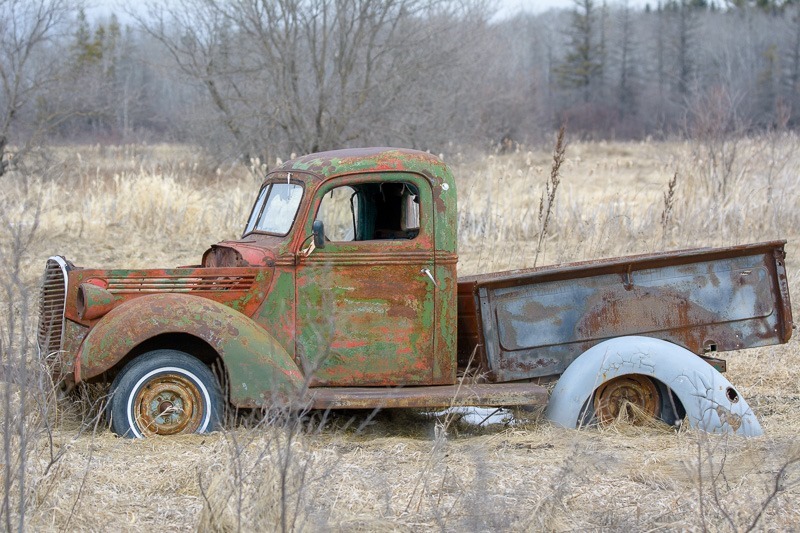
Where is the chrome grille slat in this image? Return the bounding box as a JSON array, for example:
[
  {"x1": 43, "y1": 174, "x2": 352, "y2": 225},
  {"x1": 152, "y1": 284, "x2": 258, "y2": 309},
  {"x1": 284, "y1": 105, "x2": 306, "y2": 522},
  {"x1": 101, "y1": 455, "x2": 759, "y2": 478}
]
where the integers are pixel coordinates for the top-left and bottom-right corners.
[{"x1": 37, "y1": 257, "x2": 69, "y2": 378}]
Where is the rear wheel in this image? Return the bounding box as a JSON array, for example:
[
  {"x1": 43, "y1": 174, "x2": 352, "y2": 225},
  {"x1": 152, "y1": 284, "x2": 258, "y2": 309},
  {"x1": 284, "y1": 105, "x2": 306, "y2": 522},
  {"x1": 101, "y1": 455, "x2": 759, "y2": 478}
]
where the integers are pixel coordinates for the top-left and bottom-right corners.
[
  {"x1": 109, "y1": 350, "x2": 221, "y2": 438},
  {"x1": 593, "y1": 374, "x2": 660, "y2": 425}
]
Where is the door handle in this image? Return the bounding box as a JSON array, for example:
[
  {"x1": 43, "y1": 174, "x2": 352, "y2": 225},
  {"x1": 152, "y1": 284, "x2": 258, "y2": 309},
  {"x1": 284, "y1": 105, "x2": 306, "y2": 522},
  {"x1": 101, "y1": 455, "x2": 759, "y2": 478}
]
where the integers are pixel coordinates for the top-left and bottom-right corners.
[{"x1": 421, "y1": 268, "x2": 438, "y2": 287}]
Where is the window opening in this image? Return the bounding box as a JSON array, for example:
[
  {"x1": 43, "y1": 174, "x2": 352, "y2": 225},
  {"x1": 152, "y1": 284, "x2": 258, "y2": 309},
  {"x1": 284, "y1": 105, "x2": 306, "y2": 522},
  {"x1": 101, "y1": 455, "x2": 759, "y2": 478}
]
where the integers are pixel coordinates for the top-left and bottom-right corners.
[{"x1": 316, "y1": 181, "x2": 421, "y2": 242}]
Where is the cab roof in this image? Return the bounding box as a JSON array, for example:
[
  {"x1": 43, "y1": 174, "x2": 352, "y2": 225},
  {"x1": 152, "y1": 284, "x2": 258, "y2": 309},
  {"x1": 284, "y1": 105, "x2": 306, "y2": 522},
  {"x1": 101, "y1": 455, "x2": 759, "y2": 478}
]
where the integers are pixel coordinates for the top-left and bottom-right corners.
[
  {"x1": 272, "y1": 147, "x2": 454, "y2": 186},
  {"x1": 269, "y1": 146, "x2": 458, "y2": 254}
]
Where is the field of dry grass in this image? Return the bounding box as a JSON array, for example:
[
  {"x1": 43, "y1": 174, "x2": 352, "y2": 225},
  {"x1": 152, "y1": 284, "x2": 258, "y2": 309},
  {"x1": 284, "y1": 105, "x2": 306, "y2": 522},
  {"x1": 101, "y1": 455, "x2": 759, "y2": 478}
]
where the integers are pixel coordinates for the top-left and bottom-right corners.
[{"x1": 2, "y1": 136, "x2": 800, "y2": 531}]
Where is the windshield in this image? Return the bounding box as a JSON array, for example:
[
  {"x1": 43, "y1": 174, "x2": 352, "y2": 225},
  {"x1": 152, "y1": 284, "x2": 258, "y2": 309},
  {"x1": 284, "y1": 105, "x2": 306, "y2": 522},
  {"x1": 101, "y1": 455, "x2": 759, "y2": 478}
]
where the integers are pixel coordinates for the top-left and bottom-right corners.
[{"x1": 244, "y1": 182, "x2": 304, "y2": 236}]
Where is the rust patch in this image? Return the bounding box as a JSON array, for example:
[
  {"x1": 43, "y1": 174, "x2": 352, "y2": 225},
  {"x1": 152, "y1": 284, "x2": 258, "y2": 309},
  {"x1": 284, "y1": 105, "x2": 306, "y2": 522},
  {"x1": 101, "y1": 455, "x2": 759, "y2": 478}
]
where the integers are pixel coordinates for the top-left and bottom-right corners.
[
  {"x1": 462, "y1": 241, "x2": 793, "y2": 382},
  {"x1": 594, "y1": 375, "x2": 659, "y2": 425},
  {"x1": 716, "y1": 405, "x2": 743, "y2": 432},
  {"x1": 306, "y1": 381, "x2": 548, "y2": 410}
]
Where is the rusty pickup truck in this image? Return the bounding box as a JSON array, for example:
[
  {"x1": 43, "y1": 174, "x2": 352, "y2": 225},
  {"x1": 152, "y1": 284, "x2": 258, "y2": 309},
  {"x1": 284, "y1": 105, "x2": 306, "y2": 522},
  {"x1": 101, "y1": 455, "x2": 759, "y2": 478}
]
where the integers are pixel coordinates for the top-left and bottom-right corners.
[{"x1": 37, "y1": 148, "x2": 793, "y2": 437}]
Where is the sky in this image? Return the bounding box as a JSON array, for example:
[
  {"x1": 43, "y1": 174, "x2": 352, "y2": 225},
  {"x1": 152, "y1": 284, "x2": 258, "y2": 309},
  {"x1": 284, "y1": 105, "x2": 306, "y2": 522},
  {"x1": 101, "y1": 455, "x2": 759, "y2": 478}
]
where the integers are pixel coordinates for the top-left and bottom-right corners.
[
  {"x1": 90, "y1": 0, "x2": 656, "y2": 21},
  {"x1": 499, "y1": 0, "x2": 653, "y2": 15}
]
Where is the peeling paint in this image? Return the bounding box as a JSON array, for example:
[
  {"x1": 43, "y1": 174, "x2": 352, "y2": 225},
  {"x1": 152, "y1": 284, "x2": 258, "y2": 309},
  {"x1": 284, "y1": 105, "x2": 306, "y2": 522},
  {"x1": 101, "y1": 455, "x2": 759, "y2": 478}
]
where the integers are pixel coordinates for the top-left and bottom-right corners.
[{"x1": 460, "y1": 241, "x2": 793, "y2": 382}]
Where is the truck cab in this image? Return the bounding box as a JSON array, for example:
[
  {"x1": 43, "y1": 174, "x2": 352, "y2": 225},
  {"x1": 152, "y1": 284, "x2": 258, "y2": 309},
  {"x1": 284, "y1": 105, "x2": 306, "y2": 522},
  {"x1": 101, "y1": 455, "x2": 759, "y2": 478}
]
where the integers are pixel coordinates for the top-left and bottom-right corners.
[
  {"x1": 39, "y1": 149, "x2": 471, "y2": 437},
  {"x1": 210, "y1": 147, "x2": 459, "y2": 387}
]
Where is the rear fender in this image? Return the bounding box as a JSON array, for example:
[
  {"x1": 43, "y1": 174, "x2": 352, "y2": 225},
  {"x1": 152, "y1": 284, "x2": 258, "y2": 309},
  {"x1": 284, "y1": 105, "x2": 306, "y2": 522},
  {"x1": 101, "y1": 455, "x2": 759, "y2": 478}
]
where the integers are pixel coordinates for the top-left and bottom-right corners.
[
  {"x1": 545, "y1": 336, "x2": 763, "y2": 436},
  {"x1": 77, "y1": 293, "x2": 303, "y2": 407}
]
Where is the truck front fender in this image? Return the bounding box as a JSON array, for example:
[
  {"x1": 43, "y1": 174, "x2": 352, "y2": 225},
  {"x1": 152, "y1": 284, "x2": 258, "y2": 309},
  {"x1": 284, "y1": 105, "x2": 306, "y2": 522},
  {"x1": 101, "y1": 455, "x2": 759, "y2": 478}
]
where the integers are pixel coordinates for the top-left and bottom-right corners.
[
  {"x1": 77, "y1": 293, "x2": 304, "y2": 407},
  {"x1": 545, "y1": 336, "x2": 763, "y2": 436}
]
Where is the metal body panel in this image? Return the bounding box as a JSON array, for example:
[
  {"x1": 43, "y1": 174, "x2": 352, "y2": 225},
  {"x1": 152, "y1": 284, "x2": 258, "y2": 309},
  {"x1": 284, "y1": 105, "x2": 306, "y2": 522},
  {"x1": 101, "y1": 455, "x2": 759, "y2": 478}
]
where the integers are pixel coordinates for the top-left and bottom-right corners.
[
  {"x1": 295, "y1": 172, "x2": 438, "y2": 386},
  {"x1": 76, "y1": 293, "x2": 304, "y2": 407},
  {"x1": 283, "y1": 149, "x2": 459, "y2": 385},
  {"x1": 306, "y1": 382, "x2": 548, "y2": 409},
  {"x1": 254, "y1": 266, "x2": 298, "y2": 362},
  {"x1": 459, "y1": 241, "x2": 792, "y2": 382},
  {"x1": 545, "y1": 336, "x2": 763, "y2": 436},
  {"x1": 64, "y1": 265, "x2": 272, "y2": 324}
]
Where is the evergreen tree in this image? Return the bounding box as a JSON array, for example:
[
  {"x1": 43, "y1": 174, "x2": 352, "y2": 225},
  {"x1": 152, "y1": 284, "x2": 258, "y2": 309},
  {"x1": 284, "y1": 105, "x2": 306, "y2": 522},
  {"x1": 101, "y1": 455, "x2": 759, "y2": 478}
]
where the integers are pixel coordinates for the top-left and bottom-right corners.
[
  {"x1": 556, "y1": 0, "x2": 603, "y2": 102},
  {"x1": 757, "y1": 43, "x2": 779, "y2": 125},
  {"x1": 72, "y1": 9, "x2": 103, "y2": 67},
  {"x1": 617, "y1": 2, "x2": 637, "y2": 119}
]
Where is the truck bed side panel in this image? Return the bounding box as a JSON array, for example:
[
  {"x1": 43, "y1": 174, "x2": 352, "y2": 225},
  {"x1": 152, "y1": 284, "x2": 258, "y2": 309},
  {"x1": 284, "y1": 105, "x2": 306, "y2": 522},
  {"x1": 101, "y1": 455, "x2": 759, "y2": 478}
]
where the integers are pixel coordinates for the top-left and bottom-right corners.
[{"x1": 459, "y1": 242, "x2": 792, "y2": 382}]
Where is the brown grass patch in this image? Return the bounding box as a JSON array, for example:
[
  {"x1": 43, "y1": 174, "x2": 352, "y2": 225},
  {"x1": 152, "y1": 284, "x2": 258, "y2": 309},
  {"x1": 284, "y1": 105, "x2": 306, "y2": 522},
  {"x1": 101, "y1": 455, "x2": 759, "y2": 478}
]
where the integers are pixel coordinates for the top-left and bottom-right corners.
[{"x1": 2, "y1": 137, "x2": 800, "y2": 530}]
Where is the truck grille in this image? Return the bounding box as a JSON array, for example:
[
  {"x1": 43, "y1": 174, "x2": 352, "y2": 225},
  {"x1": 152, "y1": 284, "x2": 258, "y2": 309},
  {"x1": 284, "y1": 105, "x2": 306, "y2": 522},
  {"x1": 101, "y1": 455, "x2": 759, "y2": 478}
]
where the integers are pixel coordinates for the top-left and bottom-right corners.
[{"x1": 37, "y1": 257, "x2": 69, "y2": 368}]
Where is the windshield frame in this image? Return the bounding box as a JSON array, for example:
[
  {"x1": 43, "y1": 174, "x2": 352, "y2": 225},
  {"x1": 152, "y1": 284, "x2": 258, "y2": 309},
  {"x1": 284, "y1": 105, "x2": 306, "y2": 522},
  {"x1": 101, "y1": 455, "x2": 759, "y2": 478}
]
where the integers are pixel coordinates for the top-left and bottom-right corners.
[{"x1": 242, "y1": 178, "x2": 305, "y2": 238}]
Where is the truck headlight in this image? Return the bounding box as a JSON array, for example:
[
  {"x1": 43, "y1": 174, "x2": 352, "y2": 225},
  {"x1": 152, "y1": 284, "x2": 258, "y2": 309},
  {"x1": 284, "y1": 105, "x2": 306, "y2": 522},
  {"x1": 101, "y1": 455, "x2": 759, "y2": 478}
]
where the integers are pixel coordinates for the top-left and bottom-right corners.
[{"x1": 77, "y1": 282, "x2": 116, "y2": 320}]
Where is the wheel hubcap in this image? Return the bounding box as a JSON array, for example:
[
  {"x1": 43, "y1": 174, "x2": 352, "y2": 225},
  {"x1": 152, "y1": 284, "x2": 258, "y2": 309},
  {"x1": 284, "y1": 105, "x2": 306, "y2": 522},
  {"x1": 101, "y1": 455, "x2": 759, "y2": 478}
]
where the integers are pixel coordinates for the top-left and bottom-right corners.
[
  {"x1": 594, "y1": 375, "x2": 659, "y2": 425},
  {"x1": 134, "y1": 375, "x2": 204, "y2": 436}
]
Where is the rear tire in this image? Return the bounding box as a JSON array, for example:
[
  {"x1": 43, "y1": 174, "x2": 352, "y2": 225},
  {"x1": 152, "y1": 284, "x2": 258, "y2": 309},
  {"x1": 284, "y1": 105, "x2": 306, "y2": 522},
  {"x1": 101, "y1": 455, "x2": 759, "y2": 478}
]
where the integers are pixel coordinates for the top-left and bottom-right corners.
[
  {"x1": 109, "y1": 350, "x2": 222, "y2": 438},
  {"x1": 593, "y1": 374, "x2": 660, "y2": 425},
  {"x1": 580, "y1": 374, "x2": 684, "y2": 428}
]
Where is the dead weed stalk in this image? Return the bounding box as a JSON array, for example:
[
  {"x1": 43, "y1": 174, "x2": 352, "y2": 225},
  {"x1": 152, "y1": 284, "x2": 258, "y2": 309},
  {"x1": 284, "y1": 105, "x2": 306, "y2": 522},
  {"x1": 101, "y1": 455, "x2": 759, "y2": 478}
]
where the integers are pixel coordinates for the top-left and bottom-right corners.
[
  {"x1": 661, "y1": 171, "x2": 679, "y2": 247},
  {"x1": 534, "y1": 125, "x2": 566, "y2": 268},
  {"x1": 690, "y1": 433, "x2": 800, "y2": 531}
]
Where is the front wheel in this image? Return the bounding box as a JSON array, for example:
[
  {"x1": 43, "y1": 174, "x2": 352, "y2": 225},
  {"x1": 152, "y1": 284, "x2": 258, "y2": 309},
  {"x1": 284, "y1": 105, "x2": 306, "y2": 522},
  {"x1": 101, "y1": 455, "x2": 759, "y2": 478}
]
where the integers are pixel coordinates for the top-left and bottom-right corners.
[{"x1": 109, "y1": 350, "x2": 222, "y2": 438}]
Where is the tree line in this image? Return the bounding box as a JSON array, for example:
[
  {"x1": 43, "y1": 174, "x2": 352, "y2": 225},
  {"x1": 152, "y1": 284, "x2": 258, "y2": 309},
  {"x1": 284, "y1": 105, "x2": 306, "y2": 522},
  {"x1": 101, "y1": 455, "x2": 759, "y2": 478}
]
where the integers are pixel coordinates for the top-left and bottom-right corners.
[{"x1": 1, "y1": 0, "x2": 799, "y2": 172}]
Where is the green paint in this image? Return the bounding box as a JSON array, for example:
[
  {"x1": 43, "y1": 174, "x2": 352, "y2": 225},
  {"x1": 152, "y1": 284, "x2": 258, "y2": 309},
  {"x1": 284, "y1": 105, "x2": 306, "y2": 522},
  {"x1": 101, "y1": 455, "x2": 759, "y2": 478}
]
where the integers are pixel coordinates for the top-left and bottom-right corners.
[
  {"x1": 255, "y1": 268, "x2": 297, "y2": 360},
  {"x1": 79, "y1": 293, "x2": 303, "y2": 406},
  {"x1": 295, "y1": 227, "x2": 437, "y2": 382},
  {"x1": 68, "y1": 148, "x2": 461, "y2": 403},
  {"x1": 278, "y1": 148, "x2": 457, "y2": 254}
]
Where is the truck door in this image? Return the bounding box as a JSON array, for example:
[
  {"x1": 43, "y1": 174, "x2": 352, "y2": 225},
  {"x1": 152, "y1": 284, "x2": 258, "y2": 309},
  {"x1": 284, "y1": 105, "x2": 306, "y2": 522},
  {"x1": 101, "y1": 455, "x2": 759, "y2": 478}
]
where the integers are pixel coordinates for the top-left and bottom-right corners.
[{"x1": 295, "y1": 173, "x2": 437, "y2": 386}]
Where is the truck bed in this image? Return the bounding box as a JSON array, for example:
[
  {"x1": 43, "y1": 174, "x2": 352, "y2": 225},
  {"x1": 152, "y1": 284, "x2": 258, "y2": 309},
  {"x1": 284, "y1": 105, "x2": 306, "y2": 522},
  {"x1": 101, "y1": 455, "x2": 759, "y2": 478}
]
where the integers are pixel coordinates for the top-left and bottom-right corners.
[{"x1": 457, "y1": 241, "x2": 793, "y2": 382}]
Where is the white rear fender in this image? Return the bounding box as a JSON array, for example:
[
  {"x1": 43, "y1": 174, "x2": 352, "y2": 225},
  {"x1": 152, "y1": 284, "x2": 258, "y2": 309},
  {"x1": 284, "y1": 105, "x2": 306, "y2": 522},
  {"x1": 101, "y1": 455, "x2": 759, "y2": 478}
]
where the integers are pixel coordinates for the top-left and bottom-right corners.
[{"x1": 544, "y1": 336, "x2": 763, "y2": 436}]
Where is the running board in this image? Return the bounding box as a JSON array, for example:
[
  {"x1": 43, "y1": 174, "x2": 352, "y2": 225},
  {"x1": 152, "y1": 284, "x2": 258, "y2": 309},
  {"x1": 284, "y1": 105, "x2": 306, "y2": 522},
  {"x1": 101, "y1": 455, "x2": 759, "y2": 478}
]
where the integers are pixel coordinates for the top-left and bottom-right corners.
[{"x1": 305, "y1": 382, "x2": 548, "y2": 410}]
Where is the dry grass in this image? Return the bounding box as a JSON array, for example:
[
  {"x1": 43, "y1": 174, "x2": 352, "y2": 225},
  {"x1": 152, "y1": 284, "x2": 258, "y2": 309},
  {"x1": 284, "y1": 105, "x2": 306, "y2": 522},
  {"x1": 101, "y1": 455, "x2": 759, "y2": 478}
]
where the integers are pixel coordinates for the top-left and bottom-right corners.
[{"x1": 2, "y1": 136, "x2": 800, "y2": 530}]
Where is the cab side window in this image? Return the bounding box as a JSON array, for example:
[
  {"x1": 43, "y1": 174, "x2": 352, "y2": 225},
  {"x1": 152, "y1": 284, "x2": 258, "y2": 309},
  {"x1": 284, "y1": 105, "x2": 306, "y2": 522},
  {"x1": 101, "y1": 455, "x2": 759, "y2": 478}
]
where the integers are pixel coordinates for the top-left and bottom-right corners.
[
  {"x1": 316, "y1": 182, "x2": 421, "y2": 241},
  {"x1": 316, "y1": 186, "x2": 358, "y2": 241}
]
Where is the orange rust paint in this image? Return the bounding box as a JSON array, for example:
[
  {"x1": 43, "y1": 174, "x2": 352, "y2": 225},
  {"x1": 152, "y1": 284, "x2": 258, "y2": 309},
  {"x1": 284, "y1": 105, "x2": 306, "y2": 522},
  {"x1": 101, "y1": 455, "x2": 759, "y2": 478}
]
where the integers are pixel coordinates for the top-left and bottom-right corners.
[{"x1": 593, "y1": 374, "x2": 660, "y2": 425}]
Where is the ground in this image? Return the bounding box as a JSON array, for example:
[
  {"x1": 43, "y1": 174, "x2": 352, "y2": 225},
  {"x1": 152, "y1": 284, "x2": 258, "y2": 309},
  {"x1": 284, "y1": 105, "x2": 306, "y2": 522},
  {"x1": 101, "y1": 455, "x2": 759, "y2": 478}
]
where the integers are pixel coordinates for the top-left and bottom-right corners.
[{"x1": 2, "y1": 137, "x2": 799, "y2": 530}]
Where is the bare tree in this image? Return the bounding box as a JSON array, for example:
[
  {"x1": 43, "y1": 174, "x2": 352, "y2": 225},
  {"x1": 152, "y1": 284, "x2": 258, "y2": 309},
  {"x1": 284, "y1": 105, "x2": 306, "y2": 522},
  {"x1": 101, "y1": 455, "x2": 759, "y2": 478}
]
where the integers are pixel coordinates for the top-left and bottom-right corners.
[
  {"x1": 136, "y1": 0, "x2": 488, "y2": 162},
  {"x1": 783, "y1": 7, "x2": 800, "y2": 124},
  {"x1": 653, "y1": 1, "x2": 669, "y2": 130},
  {"x1": 597, "y1": 0, "x2": 609, "y2": 95},
  {"x1": 0, "y1": 0, "x2": 79, "y2": 175},
  {"x1": 687, "y1": 84, "x2": 748, "y2": 198}
]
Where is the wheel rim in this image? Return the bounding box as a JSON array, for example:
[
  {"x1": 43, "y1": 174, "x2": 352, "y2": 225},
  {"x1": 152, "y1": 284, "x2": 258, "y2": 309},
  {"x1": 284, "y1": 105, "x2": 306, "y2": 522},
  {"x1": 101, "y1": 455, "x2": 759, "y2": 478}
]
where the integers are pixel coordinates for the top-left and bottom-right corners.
[
  {"x1": 593, "y1": 375, "x2": 659, "y2": 425},
  {"x1": 134, "y1": 374, "x2": 204, "y2": 436}
]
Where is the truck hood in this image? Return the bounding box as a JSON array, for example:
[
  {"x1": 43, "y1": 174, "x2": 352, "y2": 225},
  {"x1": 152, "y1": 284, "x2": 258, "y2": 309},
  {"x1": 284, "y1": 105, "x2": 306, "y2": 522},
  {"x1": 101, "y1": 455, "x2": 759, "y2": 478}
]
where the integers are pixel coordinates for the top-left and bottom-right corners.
[{"x1": 202, "y1": 240, "x2": 277, "y2": 268}]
